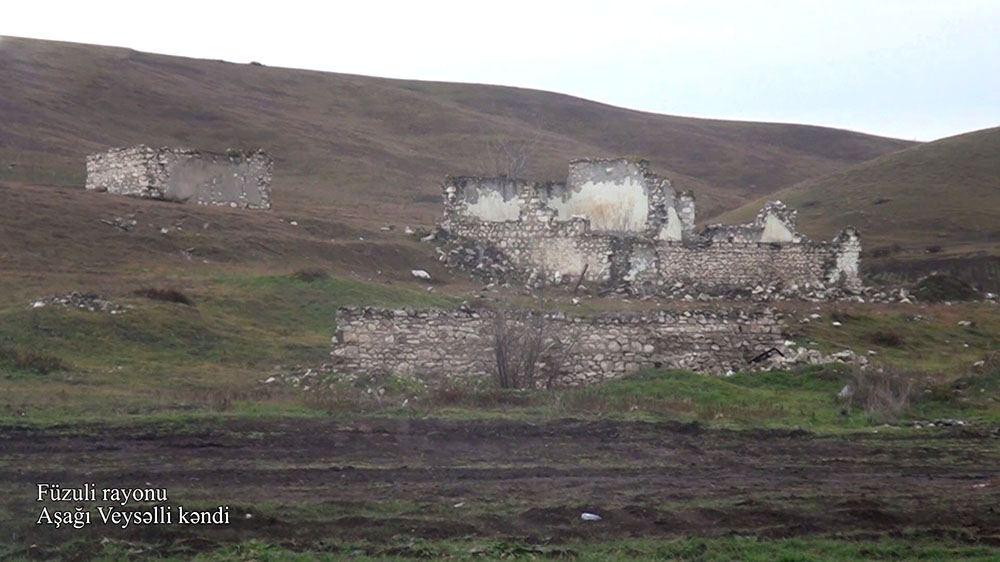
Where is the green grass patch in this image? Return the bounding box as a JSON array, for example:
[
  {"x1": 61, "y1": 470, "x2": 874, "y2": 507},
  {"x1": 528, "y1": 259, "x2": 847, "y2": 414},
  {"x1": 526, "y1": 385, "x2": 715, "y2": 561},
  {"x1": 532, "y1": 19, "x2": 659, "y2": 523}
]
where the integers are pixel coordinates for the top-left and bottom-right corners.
[
  {"x1": 539, "y1": 367, "x2": 873, "y2": 430},
  {"x1": 6, "y1": 536, "x2": 996, "y2": 561},
  {"x1": 796, "y1": 304, "x2": 998, "y2": 373},
  {"x1": 0, "y1": 273, "x2": 454, "y2": 424}
]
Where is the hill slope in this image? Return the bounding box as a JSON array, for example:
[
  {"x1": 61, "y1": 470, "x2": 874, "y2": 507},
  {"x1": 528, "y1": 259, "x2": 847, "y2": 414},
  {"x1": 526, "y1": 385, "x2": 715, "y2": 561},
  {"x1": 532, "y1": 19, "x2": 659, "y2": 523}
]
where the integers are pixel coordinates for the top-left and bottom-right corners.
[
  {"x1": 716, "y1": 127, "x2": 1000, "y2": 287},
  {"x1": 0, "y1": 36, "x2": 913, "y2": 225}
]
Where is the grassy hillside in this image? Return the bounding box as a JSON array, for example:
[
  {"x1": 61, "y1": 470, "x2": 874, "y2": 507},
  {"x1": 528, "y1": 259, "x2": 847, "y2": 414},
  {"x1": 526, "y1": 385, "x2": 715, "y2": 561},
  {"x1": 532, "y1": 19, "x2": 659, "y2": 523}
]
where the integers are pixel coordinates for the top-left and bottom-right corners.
[
  {"x1": 716, "y1": 127, "x2": 1000, "y2": 287},
  {"x1": 0, "y1": 36, "x2": 913, "y2": 225}
]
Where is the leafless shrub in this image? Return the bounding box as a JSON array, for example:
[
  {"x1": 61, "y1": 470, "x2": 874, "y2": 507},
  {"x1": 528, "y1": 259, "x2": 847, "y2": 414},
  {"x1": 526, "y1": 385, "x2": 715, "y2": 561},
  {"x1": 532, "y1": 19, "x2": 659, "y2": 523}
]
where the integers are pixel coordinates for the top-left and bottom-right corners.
[
  {"x1": 480, "y1": 137, "x2": 534, "y2": 179},
  {"x1": 976, "y1": 350, "x2": 1000, "y2": 374},
  {"x1": 134, "y1": 288, "x2": 194, "y2": 306},
  {"x1": 300, "y1": 386, "x2": 369, "y2": 413},
  {"x1": 427, "y1": 380, "x2": 539, "y2": 408},
  {"x1": 489, "y1": 305, "x2": 574, "y2": 390},
  {"x1": 830, "y1": 308, "x2": 857, "y2": 324},
  {"x1": 844, "y1": 365, "x2": 914, "y2": 422},
  {"x1": 289, "y1": 268, "x2": 329, "y2": 282},
  {"x1": 867, "y1": 330, "x2": 904, "y2": 348},
  {"x1": 0, "y1": 345, "x2": 71, "y2": 374}
]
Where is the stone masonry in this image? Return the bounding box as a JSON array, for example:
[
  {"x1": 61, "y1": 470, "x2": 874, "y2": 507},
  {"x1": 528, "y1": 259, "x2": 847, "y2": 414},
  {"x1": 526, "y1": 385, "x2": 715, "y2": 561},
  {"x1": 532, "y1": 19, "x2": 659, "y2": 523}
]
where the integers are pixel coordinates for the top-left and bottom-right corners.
[
  {"x1": 438, "y1": 158, "x2": 861, "y2": 297},
  {"x1": 85, "y1": 145, "x2": 272, "y2": 209},
  {"x1": 331, "y1": 306, "x2": 785, "y2": 386}
]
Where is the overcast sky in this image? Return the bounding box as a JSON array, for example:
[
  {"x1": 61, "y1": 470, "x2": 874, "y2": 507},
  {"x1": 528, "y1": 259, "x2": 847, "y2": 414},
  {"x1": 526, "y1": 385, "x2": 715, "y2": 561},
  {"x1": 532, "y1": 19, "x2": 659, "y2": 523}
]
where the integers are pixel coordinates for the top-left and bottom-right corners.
[{"x1": 5, "y1": 0, "x2": 999, "y2": 141}]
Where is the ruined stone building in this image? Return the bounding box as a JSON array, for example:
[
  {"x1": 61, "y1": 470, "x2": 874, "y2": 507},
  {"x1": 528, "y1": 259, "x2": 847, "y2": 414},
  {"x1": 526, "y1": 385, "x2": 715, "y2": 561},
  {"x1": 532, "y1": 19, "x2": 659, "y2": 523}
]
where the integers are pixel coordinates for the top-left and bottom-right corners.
[
  {"x1": 85, "y1": 145, "x2": 273, "y2": 209},
  {"x1": 439, "y1": 158, "x2": 861, "y2": 296}
]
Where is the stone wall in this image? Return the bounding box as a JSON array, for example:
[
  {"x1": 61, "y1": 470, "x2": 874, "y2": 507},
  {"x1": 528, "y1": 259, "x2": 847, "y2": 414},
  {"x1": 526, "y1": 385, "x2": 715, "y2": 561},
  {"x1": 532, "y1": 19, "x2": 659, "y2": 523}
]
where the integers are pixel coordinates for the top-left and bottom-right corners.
[
  {"x1": 85, "y1": 145, "x2": 272, "y2": 210},
  {"x1": 447, "y1": 208, "x2": 620, "y2": 283},
  {"x1": 632, "y1": 232, "x2": 862, "y2": 292},
  {"x1": 331, "y1": 306, "x2": 785, "y2": 385}
]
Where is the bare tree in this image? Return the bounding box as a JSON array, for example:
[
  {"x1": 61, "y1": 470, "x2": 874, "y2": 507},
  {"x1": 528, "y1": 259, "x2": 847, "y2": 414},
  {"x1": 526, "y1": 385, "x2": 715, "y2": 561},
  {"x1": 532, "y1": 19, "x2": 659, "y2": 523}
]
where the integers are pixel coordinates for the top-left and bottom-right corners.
[
  {"x1": 490, "y1": 300, "x2": 575, "y2": 389},
  {"x1": 480, "y1": 137, "x2": 535, "y2": 179}
]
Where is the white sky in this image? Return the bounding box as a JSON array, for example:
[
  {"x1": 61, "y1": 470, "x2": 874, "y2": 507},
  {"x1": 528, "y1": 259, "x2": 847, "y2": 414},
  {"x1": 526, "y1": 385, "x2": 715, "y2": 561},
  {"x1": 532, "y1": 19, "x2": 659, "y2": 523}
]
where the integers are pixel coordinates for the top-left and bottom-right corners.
[{"x1": 4, "y1": 0, "x2": 999, "y2": 141}]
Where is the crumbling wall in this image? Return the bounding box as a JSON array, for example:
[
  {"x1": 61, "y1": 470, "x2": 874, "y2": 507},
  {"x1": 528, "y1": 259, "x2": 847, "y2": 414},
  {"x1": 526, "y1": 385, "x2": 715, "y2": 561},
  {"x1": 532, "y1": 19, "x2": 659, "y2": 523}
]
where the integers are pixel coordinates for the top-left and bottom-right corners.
[
  {"x1": 85, "y1": 145, "x2": 272, "y2": 209},
  {"x1": 85, "y1": 146, "x2": 161, "y2": 198},
  {"x1": 331, "y1": 306, "x2": 785, "y2": 385},
  {"x1": 828, "y1": 227, "x2": 862, "y2": 289},
  {"x1": 446, "y1": 211, "x2": 617, "y2": 283},
  {"x1": 649, "y1": 241, "x2": 844, "y2": 291},
  {"x1": 443, "y1": 176, "x2": 528, "y2": 223},
  {"x1": 702, "y1": 201, "x2": 803, "y2": 244},
  {"x1": 443, "y1": 159, "x2": 681, "y2": 236},
  {"x1": 542, "y1": 159, "x2": 667, "y2": 234}
]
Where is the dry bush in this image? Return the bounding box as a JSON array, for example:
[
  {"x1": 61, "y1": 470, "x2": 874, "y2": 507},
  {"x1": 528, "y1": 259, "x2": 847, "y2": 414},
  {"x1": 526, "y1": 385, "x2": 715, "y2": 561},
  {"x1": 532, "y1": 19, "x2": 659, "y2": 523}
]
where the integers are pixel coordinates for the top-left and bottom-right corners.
[
  {"x1": 844, "y1": 365, "x2": 914, "y2": 422},
  {"x1": 868, "y1": 330, "x2": 905, "y2": 348},
  {"x1": 480, "y1": 137, "x2": 533, "y2": 178},
  {"x1": 490, "y1": 307, "x2": 573, "y2": 390},
  {"x1": 175, "y1": 386, "x2": 286, "y2": 412},
  {"x1": 428, "y1": 380, "x2": 539, "y2": 408},
  {"x1": 830, "y1": 308, "x2": 858, "y2": 324},
  {"x1": 300, "y1": 386, "x2": 370, "y2": 414},
  {"x1": 289, "y1": 268, "x2": 329, "y2": 282},
  {"x1": 976, "y1": 350, "x2": 1000, "y2": 374},
  {"x1": 913, "y1": 273, "x2": 979, "y2": 302},
  {"x1": 134, "y1": 288, "x2": 194, "y2": 306},
  {"x1": 0, "y1": 345, "x2": 71, "y2": 374}
]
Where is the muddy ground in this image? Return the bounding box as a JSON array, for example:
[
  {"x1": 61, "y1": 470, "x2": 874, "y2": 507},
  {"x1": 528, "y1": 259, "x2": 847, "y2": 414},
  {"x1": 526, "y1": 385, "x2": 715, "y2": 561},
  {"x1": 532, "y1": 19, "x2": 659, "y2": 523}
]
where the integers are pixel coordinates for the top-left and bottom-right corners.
[{"x1": 1, "y1": 418, "x2": 999, "y2": 555}]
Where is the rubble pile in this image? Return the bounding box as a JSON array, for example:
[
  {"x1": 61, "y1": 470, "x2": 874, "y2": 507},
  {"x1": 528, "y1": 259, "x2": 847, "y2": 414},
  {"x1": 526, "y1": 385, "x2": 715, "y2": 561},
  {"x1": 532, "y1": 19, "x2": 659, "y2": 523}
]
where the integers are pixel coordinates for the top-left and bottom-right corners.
[
  {"x1": 261, "y1": 363, "x2": 422, "y2": 401},
  {"x1": 100, "y1": 214, "x2": 138, "y2": 232},
  {"x1": 629, "y1": 282, "x2": 927, "y2": 304},
  {"x1": 30, "y1": 292, "x2": 129, "y2": 314},
  {"x1": 434, "y1": 231, "x2": 519, "y2": 285},
  {"x1": 772, "y1": 347, "x2": 869, "y2": 369},
  {"x1": 261, "y1": 363, "x2": 341, "y2": 391}
]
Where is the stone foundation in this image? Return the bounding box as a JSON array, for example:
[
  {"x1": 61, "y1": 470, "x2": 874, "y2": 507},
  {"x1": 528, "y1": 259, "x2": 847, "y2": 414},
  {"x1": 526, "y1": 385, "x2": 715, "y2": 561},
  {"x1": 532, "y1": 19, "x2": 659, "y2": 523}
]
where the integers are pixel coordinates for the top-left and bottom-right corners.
[
  {"x1": 331, "y1": 306, "x2": 785, "y2": 386},
  {"x1": 85, "y1": 145, "x2": 272, "y2": 209}
]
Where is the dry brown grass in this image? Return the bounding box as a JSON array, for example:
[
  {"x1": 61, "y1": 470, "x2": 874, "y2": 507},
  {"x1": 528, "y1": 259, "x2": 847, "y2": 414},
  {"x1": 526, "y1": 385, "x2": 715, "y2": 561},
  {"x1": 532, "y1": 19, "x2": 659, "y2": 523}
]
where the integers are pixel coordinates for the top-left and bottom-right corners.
[
  {"x1": 0, "y1": 345, "x2": 71, "y2": 375},
  {"x1": 844, "y1": 365, "x2": 915, "y2": 423},
  {"x1": 0, "y1": 35, "x2": 912, "y2": 229}
]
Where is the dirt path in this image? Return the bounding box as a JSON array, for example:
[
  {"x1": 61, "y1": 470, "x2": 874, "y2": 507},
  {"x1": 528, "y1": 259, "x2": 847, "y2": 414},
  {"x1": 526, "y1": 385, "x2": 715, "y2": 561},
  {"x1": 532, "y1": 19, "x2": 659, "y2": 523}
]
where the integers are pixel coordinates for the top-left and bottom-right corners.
[{"x1": 2, "y1": 418, "x2": 998, "y2": 552}]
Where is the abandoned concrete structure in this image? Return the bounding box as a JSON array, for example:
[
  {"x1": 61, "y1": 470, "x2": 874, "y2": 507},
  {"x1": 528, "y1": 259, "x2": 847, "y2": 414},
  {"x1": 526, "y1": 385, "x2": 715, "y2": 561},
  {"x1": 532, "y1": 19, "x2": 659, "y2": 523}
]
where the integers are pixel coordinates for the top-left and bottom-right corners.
[
  {"x1": 331, "y1": 306, "x2": 784, "y2": 385},
  {"x1": 85, "y1": 145, "x2": 272, "y2": 209},
  {"x1": 438, "y1": 158, "x2": 861, "y2": 297}
]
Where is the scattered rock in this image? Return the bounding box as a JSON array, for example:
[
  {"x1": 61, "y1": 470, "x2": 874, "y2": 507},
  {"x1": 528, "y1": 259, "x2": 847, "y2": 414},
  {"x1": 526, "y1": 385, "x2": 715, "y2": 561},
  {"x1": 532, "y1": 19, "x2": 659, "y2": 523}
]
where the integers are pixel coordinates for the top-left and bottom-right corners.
[
  {"x1": 907, "y1": 418, "x2": 967, "y2": 429},
  {"x1": 411, "y1": 269, "x2": 432, "y2": 281},
  {"x1": 100, "y1": 214, "x2": 137, "y2": 231},
  {"x1": 29, "y1": 292, "x2": 129, "y2": 314},
  {"x1": 838, "y1": 384, "x2": 854, "y2": 400},
  {"x1": 580, "y1": 512, "x2": 602, "y2": 522}
]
